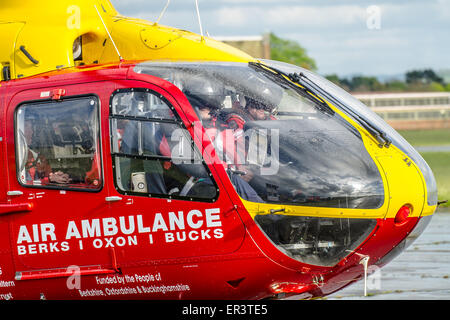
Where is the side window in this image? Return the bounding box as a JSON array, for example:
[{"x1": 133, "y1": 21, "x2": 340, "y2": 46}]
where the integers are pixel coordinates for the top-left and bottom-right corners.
[
  {"x1": 15, "y1": 96, "x2": 102, "y2": 190},
  {"x1": 110, "y1": 88, "x2": 218, "y2": 201}
]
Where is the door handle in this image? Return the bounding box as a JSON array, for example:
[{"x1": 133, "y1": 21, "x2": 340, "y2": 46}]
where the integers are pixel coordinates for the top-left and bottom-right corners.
[
  {"x1": 105, "y1": 196, "x2": 122, "y2": 202},
  {"x1": 7, "y1": 190, "x2": 24, "y2": 196}
]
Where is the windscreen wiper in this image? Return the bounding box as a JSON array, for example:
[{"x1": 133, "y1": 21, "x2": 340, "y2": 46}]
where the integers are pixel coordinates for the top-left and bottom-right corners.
[
  {"x1": 249, "y1": 61, "x2": 391, "y2": 148},
  {"x1": 248, "y1": 62, "x2": 334, "y2": 116},
  {"x1": 292, "y1": 70, "x2": 392, "y2": 148}
]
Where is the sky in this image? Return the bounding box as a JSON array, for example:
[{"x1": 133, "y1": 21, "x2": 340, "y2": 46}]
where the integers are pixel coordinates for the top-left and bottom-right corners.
[{"x1": 109, "y1": 0, "x2": 450, "y2": 78}]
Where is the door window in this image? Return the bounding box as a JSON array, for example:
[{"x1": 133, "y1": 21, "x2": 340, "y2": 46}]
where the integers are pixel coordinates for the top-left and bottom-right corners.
[
  {"x1": 15, "y1": 96, "x2": 102, "y2": 190},
  {"x1": 110, "y1": 88, "x2": 218, "y2": 201}
]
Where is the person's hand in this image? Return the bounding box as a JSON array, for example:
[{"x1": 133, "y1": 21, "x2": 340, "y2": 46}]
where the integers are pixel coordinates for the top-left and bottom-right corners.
[
  {"x1": 237, "y1": 165, "x2": 254, "y2": 182},
  {"x1": 49, "y1": 171, "x2": 71, "y2": 184}
]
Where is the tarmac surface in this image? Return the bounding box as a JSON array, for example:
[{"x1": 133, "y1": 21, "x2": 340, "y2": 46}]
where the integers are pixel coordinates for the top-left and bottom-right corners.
[{"x1": 327, "y1": 210, "x2": 450, "y2": 300}]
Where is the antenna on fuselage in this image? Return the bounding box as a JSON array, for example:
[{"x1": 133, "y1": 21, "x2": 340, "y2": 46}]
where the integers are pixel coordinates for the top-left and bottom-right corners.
[
  {"x1": 94, "y1": 4, "x2": 123, "y2": 62},
  {"x1": 155, "y1": 0, "x2": 171, "y2": 24},
  {"x1": 154, "y1": 0, "x2": 205, "y2": 41},
  {"x1": 195, "y1": 0, "x2": 205, "y2": 41}
]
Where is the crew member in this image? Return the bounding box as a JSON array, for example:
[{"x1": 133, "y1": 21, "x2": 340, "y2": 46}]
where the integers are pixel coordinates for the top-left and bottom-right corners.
[
  {"x1": 243, "y1": 97, "x2": 277, "y2": 122},
  {"x1": 22, "y1": 121, "x2": 71, "y2": 185}
]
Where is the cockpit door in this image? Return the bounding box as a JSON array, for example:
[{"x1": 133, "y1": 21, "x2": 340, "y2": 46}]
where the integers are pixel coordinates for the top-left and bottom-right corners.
[{"x1": 105, "y1": 80, "x2": 246, "y2": 266}]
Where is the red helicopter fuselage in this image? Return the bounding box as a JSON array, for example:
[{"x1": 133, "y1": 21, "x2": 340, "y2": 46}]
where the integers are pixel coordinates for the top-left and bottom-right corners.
[{"x1": 0, "y1": 61, "x2": 433, "y2": 300}]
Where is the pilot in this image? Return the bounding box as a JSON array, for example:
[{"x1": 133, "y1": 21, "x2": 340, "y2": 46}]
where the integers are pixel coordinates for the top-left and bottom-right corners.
[
  {"x1": 183, "y1": 79, "x2": 230, "y2": 167},
  {"x1": 219, "y1": 96, "x2": 280, "y2": 204},
  {"x1": 197, "y1": 102, "x2": 221, "y2": 129},
  {"x1": 220, "y1": 97, "x2": 277, "y2": 135},
  {"x1": 192, "y1": 92, "x2": 268, "y2": 202},
  {"x1": 219, "y1": 96, "x2": 246, "y2": 132},
  {"x1": 195, "y1": 100, "x2": 264, "y2": 202},
  {"x1": 23, "y1": 121, "x2": 71, "y2": 184},
  {"x1": 185, "y1": 86, "x2": 225, "y2": 130},
  {"x1": 243, "y1": 97, "x2": 277, "y2": 122}
]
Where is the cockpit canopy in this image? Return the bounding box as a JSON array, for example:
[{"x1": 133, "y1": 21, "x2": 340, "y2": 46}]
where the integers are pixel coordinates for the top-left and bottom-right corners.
[{"x1": 135, "y1": 61, "x2": 386, "y2": 209}]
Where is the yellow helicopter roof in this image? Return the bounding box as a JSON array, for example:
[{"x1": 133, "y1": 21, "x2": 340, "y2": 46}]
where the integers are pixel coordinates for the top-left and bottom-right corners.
[{"x1": 0, "y1": 0, "x2": 254, "y2": 80}]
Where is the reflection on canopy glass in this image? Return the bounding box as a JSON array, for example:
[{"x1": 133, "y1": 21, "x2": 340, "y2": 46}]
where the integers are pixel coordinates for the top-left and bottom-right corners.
[{"x1": 259, "y1": 59, "x2": 437, "y2": 207}]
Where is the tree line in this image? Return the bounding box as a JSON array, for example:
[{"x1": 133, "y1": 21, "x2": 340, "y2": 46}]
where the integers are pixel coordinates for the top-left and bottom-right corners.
[{"x1": 325, "y1": 69, "x2": 450, "y2": 93}]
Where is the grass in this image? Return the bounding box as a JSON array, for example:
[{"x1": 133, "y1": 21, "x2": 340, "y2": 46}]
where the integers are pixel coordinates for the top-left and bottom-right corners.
[
  {"x1": 397, "y1": 129, "x2": 450, "y2": 147},
  {"x1": 421, "y1": 152, "x2": 450, "y2": 208}
]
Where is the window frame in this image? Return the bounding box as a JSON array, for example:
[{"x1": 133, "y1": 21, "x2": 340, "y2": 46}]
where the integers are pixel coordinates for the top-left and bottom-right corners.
[
  {"x1": 14, "y1": 94, "x2": 104, "y2": 193},
  {"x1": 109, "y1": 87, "x2": 220, "y2": 203}
]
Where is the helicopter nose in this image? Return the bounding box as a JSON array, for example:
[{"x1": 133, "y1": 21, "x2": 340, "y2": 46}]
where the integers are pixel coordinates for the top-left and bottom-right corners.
[
  {"x1": 375, "y1": 210, "x2": 433, "y2": 269},
  {"x1": 402, "y1": 213, "x2": 434, "y2": 250},
  {"x1": 352, "y1": 143, "x2": 437, "y2": 269}
]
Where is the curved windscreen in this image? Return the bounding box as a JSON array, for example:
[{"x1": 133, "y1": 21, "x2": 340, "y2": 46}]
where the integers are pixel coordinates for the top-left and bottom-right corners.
[
  {"x1": 260, "y1": 59, "x2": 437, "y2": 207},
  {"x1": 135, "y1": 62, "x2": 384, "y2": 209},
  {"x1": 255, "y1": 214, "x2": 377, "y2": 266}
]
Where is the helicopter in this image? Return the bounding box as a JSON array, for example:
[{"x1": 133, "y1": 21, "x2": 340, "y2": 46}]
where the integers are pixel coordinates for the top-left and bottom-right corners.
[{"x1": 0, "y1": 0, "x2": 439, "y2": 300}]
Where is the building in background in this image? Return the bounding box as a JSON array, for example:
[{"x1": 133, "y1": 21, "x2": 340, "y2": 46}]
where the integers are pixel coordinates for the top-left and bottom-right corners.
[
  {"x1": 354, "y1": 92, "x2": 450, "y2": 130},
  {"x1": 214, "y1": 34, "x2": 271, "y2": 59}
]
